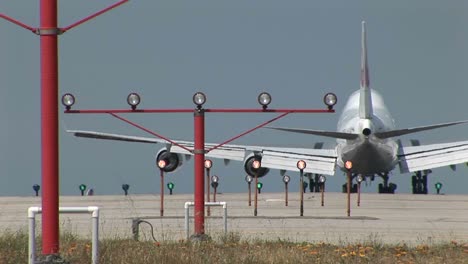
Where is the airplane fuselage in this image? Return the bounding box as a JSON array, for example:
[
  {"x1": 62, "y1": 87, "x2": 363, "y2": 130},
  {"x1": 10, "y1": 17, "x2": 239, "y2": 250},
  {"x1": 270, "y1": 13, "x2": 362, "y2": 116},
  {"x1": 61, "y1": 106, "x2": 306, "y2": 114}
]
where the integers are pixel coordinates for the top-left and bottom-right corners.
[{"x1": 336, "y1": 89, "x2": 399, "y2": 175}]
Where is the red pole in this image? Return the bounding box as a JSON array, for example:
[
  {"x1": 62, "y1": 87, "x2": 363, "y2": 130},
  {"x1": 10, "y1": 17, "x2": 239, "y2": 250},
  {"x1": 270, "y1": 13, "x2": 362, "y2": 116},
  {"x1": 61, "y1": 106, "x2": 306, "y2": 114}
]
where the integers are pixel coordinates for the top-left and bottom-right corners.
[
  {"x1": 347, "y1": 170, "x2": 351, "y2": 217},
  {"x1": 193, "y1": 110, "x2": 205, "y2": 237},
  {"x1": 248, "y1": 182, "x2": 251, "y2": 206},
  {"x1": 160, "y1": 169, "x2": 164, "y2": 216},
  {"x1": 40, "y1": 0, "x2": 60, "y2": 255},
  {"x1": 285, "y1": 183, "x2": 288, "y2": 206},
  {"x1": 206, "y1": 168, "x2": 210, "y2": 216}
]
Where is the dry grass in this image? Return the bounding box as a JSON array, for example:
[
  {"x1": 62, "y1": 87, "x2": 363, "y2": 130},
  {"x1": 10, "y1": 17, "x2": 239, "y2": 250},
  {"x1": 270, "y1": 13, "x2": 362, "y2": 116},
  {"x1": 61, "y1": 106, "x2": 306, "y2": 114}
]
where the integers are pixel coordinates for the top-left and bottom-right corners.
[{"x1": 1, "y1": 230, "x2": 468, "y2": 264}]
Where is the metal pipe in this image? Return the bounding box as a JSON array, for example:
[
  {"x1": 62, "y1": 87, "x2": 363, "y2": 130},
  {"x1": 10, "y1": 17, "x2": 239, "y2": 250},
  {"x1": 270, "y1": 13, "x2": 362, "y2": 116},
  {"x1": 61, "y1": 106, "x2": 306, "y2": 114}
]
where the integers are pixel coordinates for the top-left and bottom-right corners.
[
  {"x1": 254, "y1": 173, "x2": 258, "y2": 216},
  {"x1": 40, "y1": 0, "x2": 59, "y2": 256},
  {"x1": 248, "y1": 182, "x2": 251, "y2": 206},
  {"x1": 347, "y1": 171, "x2": 351, "y2": 217},
  {"x1": 285, "y1": 183, "x2": 288, "y2": 206},
  {"x1": 193, "y1": 110, "x2": 205, "y2": 236},
  {"x1": 160, "y1": 169, "x2": 164, "y2": 217},
  {"x1": 213, "y1": 186, "x2": 217, "y2": 202},
  {"x1": 300, "y1": 170, "x2": 304, "y2": 216},
  {"x1": 357, "y1": 182, "x2": 361, "y2": 207},
  {"x1": 321, "y1": 183, "x2": 325, "y2": 207},
  {"x1": 206, "y1": 168, "x2": 210, "y2": 216}
]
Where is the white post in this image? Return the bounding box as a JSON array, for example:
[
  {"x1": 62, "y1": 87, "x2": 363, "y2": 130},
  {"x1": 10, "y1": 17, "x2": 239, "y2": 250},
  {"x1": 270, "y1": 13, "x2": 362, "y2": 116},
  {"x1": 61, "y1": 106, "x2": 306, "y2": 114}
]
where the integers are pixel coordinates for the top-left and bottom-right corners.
[
  {"x1": 28, "y1": 206, "x2": 100, "y2": 264},
  {"x1": 184, "y1": 202, "x2": 227, "y2": 240}
]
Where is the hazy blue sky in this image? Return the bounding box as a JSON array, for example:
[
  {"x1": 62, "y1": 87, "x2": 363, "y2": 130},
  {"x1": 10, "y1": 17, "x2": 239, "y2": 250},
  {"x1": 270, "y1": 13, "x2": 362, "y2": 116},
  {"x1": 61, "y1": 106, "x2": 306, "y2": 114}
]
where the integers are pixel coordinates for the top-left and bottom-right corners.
[{"x1": 1, "y1": 1, "x2": 468, "y2": 196}]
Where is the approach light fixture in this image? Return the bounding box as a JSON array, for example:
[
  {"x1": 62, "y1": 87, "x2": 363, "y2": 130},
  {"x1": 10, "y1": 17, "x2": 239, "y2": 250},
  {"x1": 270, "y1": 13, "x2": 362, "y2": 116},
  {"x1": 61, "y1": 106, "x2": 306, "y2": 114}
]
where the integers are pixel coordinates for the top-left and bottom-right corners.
[
  {"x1": 193, "y1": 92, "x2": 206, "y2": 109},
  {"x1": 33, "y1": 184, "x2": 40, "y2": 196},
  {"x1": 211, "y1": 175, "x2": 219, "y2": 183},
  {"x1": 319, "y1": 175, "x2": 327, "y2": 183},
  {"x1": 356, "y1": 175, "x2": 364, "y2": 183},
  {"x1": 435, "y1": 182, "x2": 443, "y2": 194},
  {"x1": 245, "y1": 175, "x2": 253, "y2": 183},
  {"x1": 323, "y1": 93, "x2": 337, "y2": 110},
  {"x1": 79, "y1": 184, "x2": 87, "y2": 196},
  {"x1": 157, "y1": 159, "x2": 167, "y2": 169},
  {"x1": 127, "y1": 93, "x2": 141, "y2": 110},
  {"x1": 167, "y1": 182, "x2": 175, "y2": 195},
  {"x1": 283, "y1": 175, "x2": 290, "y2": 184},
  {"x1": 122, "y1": 184, "x2": 130, "y2": 196},
  {"x1": 167, "y1": 182, "x2": 175, "y2": 190},
  {"x1": 297, "y1": 160, "x2": 307, "y2": 170},
  {"x1": 252, "y1": 160, "x2": 261, "y2": 169},
  {"x1": 61, "y1": 93, "x2": 75, "y2": 110},
  {"x1": 345, "y1": 160, "x2": 353, "y2": 170},
  {"x1": 204, "y1": 159, "x2": 212, "y2": 169},
  {"x1": 256, "y1": 182, "x2": 263, "y2": 193},
  {"x1": 257, "y1": 92, "x2": 272, "y2": 109}
]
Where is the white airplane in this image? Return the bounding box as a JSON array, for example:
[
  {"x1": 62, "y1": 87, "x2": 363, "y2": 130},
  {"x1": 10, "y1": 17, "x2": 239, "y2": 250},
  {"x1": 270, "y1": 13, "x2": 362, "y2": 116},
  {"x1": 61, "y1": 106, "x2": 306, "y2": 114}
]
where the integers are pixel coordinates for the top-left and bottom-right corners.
[{"x1": 67, "y1": 21, "x2": 468, "y2": 194}]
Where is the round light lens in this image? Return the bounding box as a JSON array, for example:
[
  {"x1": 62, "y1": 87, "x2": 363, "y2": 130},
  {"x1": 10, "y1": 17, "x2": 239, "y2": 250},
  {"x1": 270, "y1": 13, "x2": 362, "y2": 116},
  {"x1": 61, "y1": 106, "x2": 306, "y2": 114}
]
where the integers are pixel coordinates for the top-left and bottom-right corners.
[
  {"x1": 258, "y1": 92, "x2": 272, "y2": 106},
  {"x1": 193, "y1": 92, "x2": 206, "y2": 106},
  {"x1": 211, "y1": 175, "x2": 219, "y2": 183},
  {"x1": 297, "y1": 160, "x2": 307, "y2": 170},
  {"x1": 319, "y1": 175, "x2": 326, "y2": 183},
  {"x1": 127, "y1": 93, "x2": 141, "y2": 107},
  {"x1": 345, "y1": 160, "x2": 353, "y2": 170},
  {"x1": 323, "y1": 93, "x2": 337, "y2": 107},
  {"x1": 283, "y1": 175, "x2": 290, "y2": 183},
  {"x1": 158, "y1": 159, "x2": 167, "y2": 169},
  {"x1": 356, "y1": 175, "x2": 364, "y2": 183},
  {"x1": 61, "y1": 93, "x2": 75, "y2": 107},
  {"x1": 252, "y1": 160, "x2": 261, "y2": 169},
  {"x1": 245, "y1": 175, "x2": 253, "y2": 183},
  {"x1": 204, "y1": 159, "x2": 212, "y2": 169}
]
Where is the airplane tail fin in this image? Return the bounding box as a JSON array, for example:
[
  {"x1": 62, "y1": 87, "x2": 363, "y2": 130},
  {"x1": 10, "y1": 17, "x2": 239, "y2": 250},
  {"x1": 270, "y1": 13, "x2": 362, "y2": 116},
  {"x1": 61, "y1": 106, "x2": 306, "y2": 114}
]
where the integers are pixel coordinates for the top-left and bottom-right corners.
[{"x1": 359, "y1": 21, "x2": 373, "y2": 119}]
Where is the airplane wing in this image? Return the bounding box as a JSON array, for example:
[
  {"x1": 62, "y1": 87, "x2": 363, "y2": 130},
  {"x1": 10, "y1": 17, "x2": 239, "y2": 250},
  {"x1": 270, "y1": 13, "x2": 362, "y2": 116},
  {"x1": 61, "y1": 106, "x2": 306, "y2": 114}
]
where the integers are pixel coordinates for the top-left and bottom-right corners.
[
  {"x1": 67, "y1": 130, "x2": 338, "y2": 175},
  {"x1": 398, "y1": 140, "x2": 468, "y2": 173}
]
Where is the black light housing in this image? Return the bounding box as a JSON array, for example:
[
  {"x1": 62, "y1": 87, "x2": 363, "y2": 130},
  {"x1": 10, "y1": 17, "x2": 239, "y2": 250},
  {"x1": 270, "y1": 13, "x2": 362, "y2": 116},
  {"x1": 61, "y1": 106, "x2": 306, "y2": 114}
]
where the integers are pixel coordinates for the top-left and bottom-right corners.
[
  {"x1": 323, "y1": 92, "x2": 337, "y2": 110},
  {"x1": 127, "y1": 93, "x2": 141, "y2": 110},
  {"x1": 245, "y1": 175, "x2": 253, "y2": 183},
  {"x1": 211, "y1": 175, "x2": 219, "y2": 183},
  {"x1": 61, "y1": 93, "x2": 75, "y2": 110},
  {"x1": 257, "y1": 92, "x2": 272, "y2": 109},
  {"x1": 319, "y1": 175, "x2": 327, "y2": 183},
  {"x1": 282, "y1": 175, "x2": 290, "y2": 184},
  {"x1": 193, "y1": 92, "x2": 206, "y2": 109},
  {"x1": 122, "y1": 184, "x2": 130, "y2": 196}
]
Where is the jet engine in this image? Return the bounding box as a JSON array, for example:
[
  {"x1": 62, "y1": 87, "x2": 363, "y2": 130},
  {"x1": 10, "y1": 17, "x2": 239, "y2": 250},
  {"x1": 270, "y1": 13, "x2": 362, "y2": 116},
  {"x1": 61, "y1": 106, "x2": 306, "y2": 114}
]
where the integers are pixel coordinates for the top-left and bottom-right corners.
[
  {"x1": 243, "y1": 154, "x2": 270, "y2": 178},
  {"x1": 156, "y1": 149, "x2": 183, "y2": 172}
]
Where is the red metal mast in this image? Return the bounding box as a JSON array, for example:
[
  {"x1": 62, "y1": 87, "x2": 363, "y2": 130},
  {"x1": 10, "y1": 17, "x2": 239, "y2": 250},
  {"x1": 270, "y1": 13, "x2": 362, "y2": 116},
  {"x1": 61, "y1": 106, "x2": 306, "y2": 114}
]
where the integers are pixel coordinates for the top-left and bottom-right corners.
[
  {"x1": 193, "y1": 110, "x2": 206, "y2": 237},
  {"x1": 1, "y1": 0, "x2": 128, "y2": 259},
  {"x1": 40, "y1": 0, "x2": 60, "y2": 254}
]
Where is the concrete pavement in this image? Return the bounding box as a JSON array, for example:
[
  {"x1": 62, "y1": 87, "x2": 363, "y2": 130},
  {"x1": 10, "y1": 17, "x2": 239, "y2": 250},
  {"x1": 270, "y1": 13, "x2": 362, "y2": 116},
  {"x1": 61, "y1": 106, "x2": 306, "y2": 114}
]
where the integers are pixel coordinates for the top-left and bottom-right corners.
[{"x1": 1, "y1": 192, "x2": 468, "y2": 245}]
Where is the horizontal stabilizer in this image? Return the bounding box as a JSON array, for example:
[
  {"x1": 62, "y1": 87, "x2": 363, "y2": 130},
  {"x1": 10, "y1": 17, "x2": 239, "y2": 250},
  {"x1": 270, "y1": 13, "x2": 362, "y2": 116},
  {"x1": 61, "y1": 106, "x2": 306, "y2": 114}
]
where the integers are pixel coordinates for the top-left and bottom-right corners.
[
  {"x1": 375, "y1": 120, "x2": 468, "y2": 139},
  {"x1": 265, "y1": 126, "x2": 359, "y2": 140},
  {"x1": 399, "y1": 140, "x2": 468, "y2": 173},
  {"x1": 67, "y1": 130, "x2": 162, "y2": 144}
]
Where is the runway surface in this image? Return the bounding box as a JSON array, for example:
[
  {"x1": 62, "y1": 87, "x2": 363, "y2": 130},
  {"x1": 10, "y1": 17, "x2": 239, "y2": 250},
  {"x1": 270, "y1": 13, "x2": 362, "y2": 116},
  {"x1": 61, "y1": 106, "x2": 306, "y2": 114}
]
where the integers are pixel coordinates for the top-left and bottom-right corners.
[{"x1": 1, "y1": 192, "x2": 468, "y2": 245}]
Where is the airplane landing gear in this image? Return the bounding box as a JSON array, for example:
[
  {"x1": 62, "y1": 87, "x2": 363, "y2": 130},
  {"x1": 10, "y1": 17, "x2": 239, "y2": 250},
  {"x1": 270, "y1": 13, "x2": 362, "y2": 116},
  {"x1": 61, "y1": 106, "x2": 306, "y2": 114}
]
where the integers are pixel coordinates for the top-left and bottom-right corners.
[
  {"x1": 412, "y1": 171, "x2": 428, "y2": 194},
  {"x1": 377, "y1": 173, "x2": 397, "y2": 194}
]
